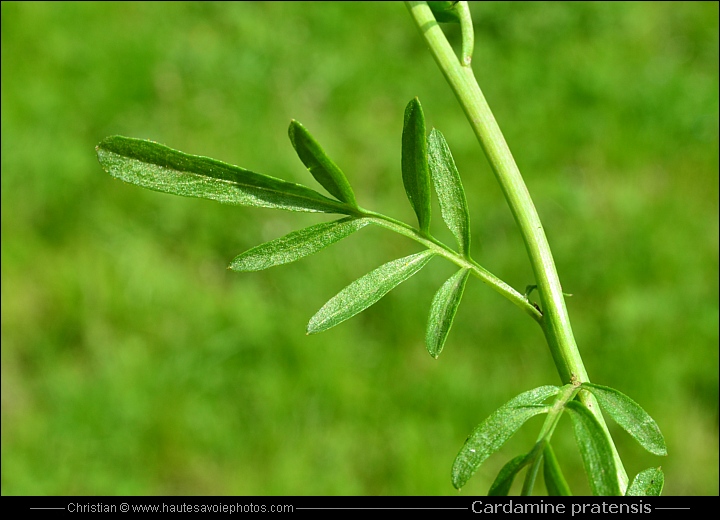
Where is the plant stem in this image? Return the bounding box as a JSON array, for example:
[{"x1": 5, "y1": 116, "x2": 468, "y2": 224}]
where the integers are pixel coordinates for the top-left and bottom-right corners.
[{"x1": 405, "y1": 1, "x2": 628, "y2": 491}]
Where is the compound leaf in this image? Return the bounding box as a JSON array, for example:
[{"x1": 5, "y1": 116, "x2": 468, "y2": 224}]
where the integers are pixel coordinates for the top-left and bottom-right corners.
[
  {"x1": 452, "y1": 385, "x2": 560, "y2": 490},
  {"x1": 428, "y1": 129, "x2": 471, "y2": 255},
  {"x1": 229, "y1": 217, "x2": 370, "y2": 272},
  {"x1": 582, "y1": 383, "x2": 667, "y2": 457},
  {"x1": 288, "y1": 120, "x2": 357, "y2": 206},
  {"x1": 565, "y1": 400, "x2": 622, "y2": 496},
  {"x1": 488, "y1": 453, "x2": 531, "y2": 496},
  {"x1": 307, "y1": 250, "x2": 435, "y2": 334},
  {"x1": 626, "y1": 467, "x2": 664, "y2": 496},
  {"x1": 401, "y1": 98, "x2": 431, "y2": 233},
  {"x1": 543, "y1": 444, "x2": 572, "y2": 496},
  {"x1": 426, "y1": 268, "x2": 470, "y2": 358},
  {"x1": 97, "y1": 136, "x2": 353, "y2": 214}
]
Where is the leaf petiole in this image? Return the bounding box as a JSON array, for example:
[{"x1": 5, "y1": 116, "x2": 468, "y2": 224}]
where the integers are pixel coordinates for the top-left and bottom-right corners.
[{"x1": 357, "y1": 208, "x2": 543, "y2": 323}]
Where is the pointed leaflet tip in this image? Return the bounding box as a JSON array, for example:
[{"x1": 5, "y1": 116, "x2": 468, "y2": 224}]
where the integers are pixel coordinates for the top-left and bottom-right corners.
[
  {"x1": 288, "y1": 120, "x2": 357, "y2": 206},
  {"x1": 307, "y1": 250, "x2": 435, "y2": 335},
  {"x1": 401, "y1": 98, "x2": 431, "y2": 233}
]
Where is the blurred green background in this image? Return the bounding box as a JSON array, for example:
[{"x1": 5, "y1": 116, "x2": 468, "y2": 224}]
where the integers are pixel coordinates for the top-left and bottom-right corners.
[{"x1": 2, "y1": 2, "x2": 717, "y2": 495}]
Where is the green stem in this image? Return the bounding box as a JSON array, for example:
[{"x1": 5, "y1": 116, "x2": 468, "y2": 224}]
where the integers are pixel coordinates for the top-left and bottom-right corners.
[{"x1": 405, "y1": 1, "x2": 628, "y2": 492}]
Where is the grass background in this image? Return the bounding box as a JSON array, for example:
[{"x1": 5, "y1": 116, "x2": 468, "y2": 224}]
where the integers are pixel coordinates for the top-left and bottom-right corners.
[{"x1": 2, "y1": 2, "x2": 717, "y2": 495}]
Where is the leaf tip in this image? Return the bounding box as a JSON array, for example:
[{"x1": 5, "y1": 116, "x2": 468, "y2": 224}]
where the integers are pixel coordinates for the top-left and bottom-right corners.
[
  {"x1": 288, "y1": 119, "x2": 308, "y2": 148},
  {"x1": 227, "y1": 259, "x2": 244, "y2": 272},
  {"x1": 406, "y1": 96, "x2": 422, "y2": 113},
  {"x1": 288, "y1": 120, "x2": 298, "y2": 140}
]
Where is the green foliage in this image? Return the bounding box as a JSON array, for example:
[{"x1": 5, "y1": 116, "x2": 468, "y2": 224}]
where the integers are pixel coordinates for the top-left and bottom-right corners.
[
  {"x1": 453, "y1": 381, "x2": 666, "y2": 495},
  {"x1": 426, "y1": 268, "x2": 470, "y2": 358},
  {"x1": 3, "y1": 1, "x2": 716, "y2": 496},
  {"x1": 451, "y1": 385, "x2": 559, "y2": 490},
  {"x1": 98, "y1": 100, "x2": 494, "y2": 350},
  {"x1": 50, "y1": 5, "x2": 680, "y2": 499},
  {"x1": 582, "y1": 383, "x2": 667, "y2": 457},
  {"x1": 97, "y1": 136, "x2": 354, "y2": 214},
  {"x1": 105, "y1": 107, "x2": 679, "y2": 498},
  {"x1": 99, "y1": 90, "x2": 499, "y2": 354},
  {"x1": 626, "y1": 467, "x2": 664, "y2": 496},
  {"x1": 288, "y1": 120, "x2": 357, "y2": 206},
  {"x1": 229, "y1": 217, "x2": 370, "y2": 272},
  {"x1": 565, "y1": 400, "x2": 622, "y2": 496},
  {"x1": 307, "y1": 250, "x2": 435, "y2": 335},
  {"x1": 401, "y1": 98, "x2": 432, "y2": 234},
  {"x1": 428, "y1": 129, "x2": 471, "y2": 255}
]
